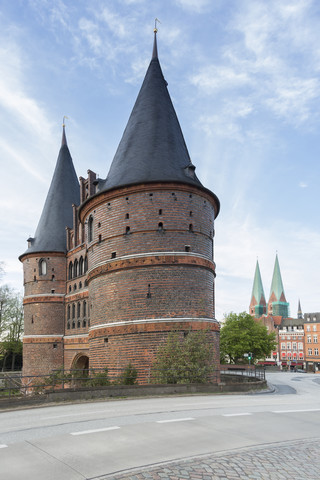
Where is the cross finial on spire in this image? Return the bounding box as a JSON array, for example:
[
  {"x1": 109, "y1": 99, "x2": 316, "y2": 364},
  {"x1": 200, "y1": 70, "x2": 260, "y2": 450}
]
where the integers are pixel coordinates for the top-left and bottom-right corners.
[
  {"x1": 152, "y1": 18, "x2": 161, "y2": 59},
  {"x1": 154, "y1": 18, "x2": 161, "y2": 32}
]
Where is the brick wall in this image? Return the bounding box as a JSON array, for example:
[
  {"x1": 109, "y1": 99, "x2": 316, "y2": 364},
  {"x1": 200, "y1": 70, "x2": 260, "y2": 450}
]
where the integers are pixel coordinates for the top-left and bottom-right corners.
[
  {"x1": 89, "y1": 321, "x2": 220, "y2": 383},
  {"x1": 22, "y1": 252, "x2": 66, "y2": 376},
  {"x1": 21, "y1": 181, "x2": 220, "y2": 383},
  {"x1": 80, "y1": 182, "x2": 219, "y2": 383}
]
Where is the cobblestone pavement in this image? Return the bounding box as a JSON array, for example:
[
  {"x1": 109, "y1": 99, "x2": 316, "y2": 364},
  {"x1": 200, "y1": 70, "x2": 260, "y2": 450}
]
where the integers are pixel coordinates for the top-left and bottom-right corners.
[{"x1": 104, "y1": 438, "x2": 320, "y2": 480}]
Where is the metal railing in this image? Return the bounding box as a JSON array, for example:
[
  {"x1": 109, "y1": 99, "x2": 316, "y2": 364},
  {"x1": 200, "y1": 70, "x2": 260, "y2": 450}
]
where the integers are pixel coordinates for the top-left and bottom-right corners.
[
  {"x1": 0, "y1": 365, "x2": 265, "y2": 399},
  {"x1": 220, "y1": 365, "x2": 265, "y2": 380}
]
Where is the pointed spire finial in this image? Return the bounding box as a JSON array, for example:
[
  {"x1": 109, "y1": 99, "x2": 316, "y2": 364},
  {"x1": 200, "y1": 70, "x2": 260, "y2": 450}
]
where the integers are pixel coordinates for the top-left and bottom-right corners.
[
  {"x1": 152, "y1": 18, "x2": 161, "y2": 59},
  {"x1": 62, "y1": 116, "x2": 69, "y2": 146}
]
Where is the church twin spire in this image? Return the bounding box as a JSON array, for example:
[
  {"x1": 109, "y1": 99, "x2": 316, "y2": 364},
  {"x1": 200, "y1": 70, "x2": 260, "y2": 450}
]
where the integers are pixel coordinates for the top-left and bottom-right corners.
[
  {"x1": 250, "y1": 254, "x2": 290, "y2": 318},
  {"x1": 249, "y1": 260, "x2": 266, "y2": 317}
]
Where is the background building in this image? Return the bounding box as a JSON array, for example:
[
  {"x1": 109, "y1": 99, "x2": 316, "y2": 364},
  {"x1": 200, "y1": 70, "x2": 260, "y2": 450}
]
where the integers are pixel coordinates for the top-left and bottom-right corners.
[{"x1": 304, "y1": 313, "x2": 320, "y2": 372}]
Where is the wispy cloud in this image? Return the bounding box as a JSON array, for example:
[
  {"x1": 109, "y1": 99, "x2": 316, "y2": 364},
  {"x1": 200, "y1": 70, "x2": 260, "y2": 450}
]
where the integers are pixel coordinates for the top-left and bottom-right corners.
[
  {"x1": 0, "y1": 42, "x2": 54, "y2": 141},
  {"x1": 174, "y1": 0, "x2": 211, "y2": 13},
  {"x1": 189, "y1": 0, "x2": 320, "y2": 135},
  {"x1": 191, "y1": 67, "x2": 251, "y2": 93}
]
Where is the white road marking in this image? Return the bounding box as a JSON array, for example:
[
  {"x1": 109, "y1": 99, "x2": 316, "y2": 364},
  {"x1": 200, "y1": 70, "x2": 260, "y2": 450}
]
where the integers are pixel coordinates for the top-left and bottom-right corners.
[
  {"x1": 176, "y1": 402, "x2": 216, "y2": 407},
  {"x1": 70, "y1": 426, "x2": 120, "y2": 436},
  {"x1": 273, "y1": 409, "x2": 320, "y2": 414},
  {"x1": 156, "y1": 417, "x2": 194, "y2": 423},
  {"x1": 222, "y1": 413, "x2": 252, "y2": 417},
  {"x1": 0, "y1": 445, "x2": 8, "y2": 449}
]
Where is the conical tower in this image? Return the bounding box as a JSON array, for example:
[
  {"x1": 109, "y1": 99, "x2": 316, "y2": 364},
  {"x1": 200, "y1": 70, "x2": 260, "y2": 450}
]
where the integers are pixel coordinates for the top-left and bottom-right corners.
[
  {"x1": 20, "y1": 125, "x2": 80, "y2": 377},
  {"x1": 249, "y1": 260, "x2": 266, "y2": 317},
  {"x1": 79, "y1": 30, "x2": 220, "y2": 382},
  {"x1": 297, "y1": 299, "x2": 303, "y2": 319},
  {"x1": 267, "y1": 254, "x2": 289, "y2": 317},
  {"x1": 97, "y1": 31, "x2": 208, "y2": 194}
]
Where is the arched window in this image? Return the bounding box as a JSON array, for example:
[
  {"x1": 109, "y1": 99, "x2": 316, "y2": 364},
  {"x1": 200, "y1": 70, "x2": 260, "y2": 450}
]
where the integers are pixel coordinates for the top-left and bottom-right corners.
[
  {"x1": 88, "y1": 216, "x2": 94, "y2": 242},
  {"x1": 77, "y1": 302, "x2": 81, "y2": 318},
  {"x1": 74, "y1": 259, "x2": 78, "y2": 278},
  {"x1": 39, "y1": 259, "x2": 47, "y2": 276},
  {"x1": 83, "y1": 301, "x2": 87, "y2": 317},
  {"x1": 68, "y1": 262, "x2": 73, "y2": 280},
  {"x1": 67, "y1": 305, "x2": 71, "y2": 320},
  {"x1": 72, "y1": 304, "x2": 75, "y2": 319},
  {"x1": 79, "y1": 256, "x2": 83, "y2": 276}
]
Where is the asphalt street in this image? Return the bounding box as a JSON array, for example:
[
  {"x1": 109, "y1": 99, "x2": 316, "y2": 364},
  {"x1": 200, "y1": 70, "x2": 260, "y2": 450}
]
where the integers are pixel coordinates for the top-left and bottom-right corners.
[{"x1": 0, "y1": 371, "x2": 319, "y2": 479}]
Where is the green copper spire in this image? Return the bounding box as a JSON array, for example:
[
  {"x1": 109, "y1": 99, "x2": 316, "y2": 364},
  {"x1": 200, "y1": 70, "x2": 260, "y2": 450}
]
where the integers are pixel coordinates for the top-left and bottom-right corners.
[
  {"x1": 268, "y1": 254, "x2": 289, "y2": 317},
  {"x1": 249, "y1": 260, "x2": 266, "y2": 317}
]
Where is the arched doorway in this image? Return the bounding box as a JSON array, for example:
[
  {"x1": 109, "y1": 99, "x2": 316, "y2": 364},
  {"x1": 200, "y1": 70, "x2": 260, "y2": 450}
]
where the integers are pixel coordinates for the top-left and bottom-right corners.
[
  {"x1": 72, "y1": 354, "x2": 89, "y2": 373},
  {"x1": 71, "y1": 354, "x2": 89, "y2": 387}
]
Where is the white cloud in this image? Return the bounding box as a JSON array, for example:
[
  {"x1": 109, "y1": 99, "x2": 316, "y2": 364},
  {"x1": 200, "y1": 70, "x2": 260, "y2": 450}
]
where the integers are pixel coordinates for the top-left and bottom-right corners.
[
  {"x1": 191, "y1": 66, "x2": 251, "y2": 93},
  {"x1": 0, "y1": 139, "x2": 46, "y2": 182},
  {"x1": 188, "y1": 0, "x2": 320, "y2": 133},
  {"x1": 99, "y1": 7, "x2": 127, "y2": 38},
  {"x1": 265, "y1": 77, "x2": 319, "y2": 125},
  {"x1": 78, "y1": 18, "x2": 102, "y2": 54},
  {"x1": 0, "y1": 41, "x2": 54, "y2": 143},
  {"x1": 175, "y1": 0, "x2": 211, "y2": 13},
  {"x1": 299, "y1": 182, "x2": 307, "y2": 188}
]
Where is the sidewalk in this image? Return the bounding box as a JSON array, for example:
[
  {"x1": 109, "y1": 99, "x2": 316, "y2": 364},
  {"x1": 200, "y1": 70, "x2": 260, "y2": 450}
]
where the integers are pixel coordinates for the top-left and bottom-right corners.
[{"x1": 106, "y1": 437, "x2": 320, "y2": 480}]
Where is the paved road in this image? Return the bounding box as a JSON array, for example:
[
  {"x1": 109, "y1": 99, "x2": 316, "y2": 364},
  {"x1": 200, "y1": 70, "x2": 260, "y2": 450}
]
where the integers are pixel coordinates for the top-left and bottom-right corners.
[{"x1": 0, "y1": 371, "x2": 319, "y2": 479}]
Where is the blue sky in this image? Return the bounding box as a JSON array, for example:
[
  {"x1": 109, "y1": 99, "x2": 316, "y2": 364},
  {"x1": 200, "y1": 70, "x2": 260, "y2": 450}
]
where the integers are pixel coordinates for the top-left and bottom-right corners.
[{"x1": 0, "y1": 0, "x2": 319, "y2": 320}]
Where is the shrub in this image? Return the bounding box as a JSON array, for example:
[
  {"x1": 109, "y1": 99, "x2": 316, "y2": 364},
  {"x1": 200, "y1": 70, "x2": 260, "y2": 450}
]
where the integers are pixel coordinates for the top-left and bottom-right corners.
[
  {"x1": 115, "y1": 363, "x2": 138, "y2": 385},
  {"x1": 151, "y1": 330, "x2": 214, "y2": 384}
]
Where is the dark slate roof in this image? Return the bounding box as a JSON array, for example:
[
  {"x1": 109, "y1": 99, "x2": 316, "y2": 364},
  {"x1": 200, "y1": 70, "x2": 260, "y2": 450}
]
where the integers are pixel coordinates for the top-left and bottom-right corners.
[
  {"x1": 20, "y1": 127, "x2": 80, "y2": 258},
  {"x1": 99, "y1": 32, "x2": 205, "y2": 193}
]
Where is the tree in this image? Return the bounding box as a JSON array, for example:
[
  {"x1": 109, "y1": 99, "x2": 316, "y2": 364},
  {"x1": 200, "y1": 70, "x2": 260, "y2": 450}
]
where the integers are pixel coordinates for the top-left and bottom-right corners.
[
  {"x1": 0, "y1": 283, "x2": 24, "y2": 371},
  {"x1": 151, "y1": 330, "x2": 215, "y2": 384},
  {"x1": 220, "y1": 312, "x2": 276, "y2": 364}
]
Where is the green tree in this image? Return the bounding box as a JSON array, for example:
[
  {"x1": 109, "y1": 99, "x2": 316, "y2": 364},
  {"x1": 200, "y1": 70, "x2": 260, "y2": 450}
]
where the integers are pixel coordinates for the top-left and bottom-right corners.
[
  {"x1": 151, "y1": 330, "x2": 215, "y2": 384},
  {"x1": 220, "y1": 312, "x2": 276, "y2": 364},
  {"x1": 0, "y1": 284, "x2": 24, "y2": 371}
]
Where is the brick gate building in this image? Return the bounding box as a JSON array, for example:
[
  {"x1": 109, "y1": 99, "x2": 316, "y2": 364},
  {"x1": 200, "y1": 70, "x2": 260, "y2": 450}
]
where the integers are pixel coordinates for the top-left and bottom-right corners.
[{"x1": 19, "y1": 32, "x2": 220, "y2": 383}]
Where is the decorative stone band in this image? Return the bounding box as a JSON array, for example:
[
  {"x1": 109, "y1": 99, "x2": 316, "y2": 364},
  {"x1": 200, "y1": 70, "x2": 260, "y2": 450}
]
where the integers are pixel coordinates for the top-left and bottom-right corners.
[
  {"x1": 65, "y1": 290, "x2": 89, "y2": 301},
  {"x1": 23, "y1": 294, "x2": 65, "y2": 305},
  {"x1": 64, "y1": 334, "x2": 89, "y2": 339},
  {"x1": 64, "y1": 334, "x2": 89, "y2": 350},
  {"x1": 89, "y1": 318, "x2": 219, "y2": 339},
  {"x1": 19, "y1": 250, "x2": 65, "y2": 262},
  {"x1": 88, "y1": 252, "x2": 215, "y2": 283},
  {"x1": 23, "y1": 335, "x2": 63, "y2": 344}
]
